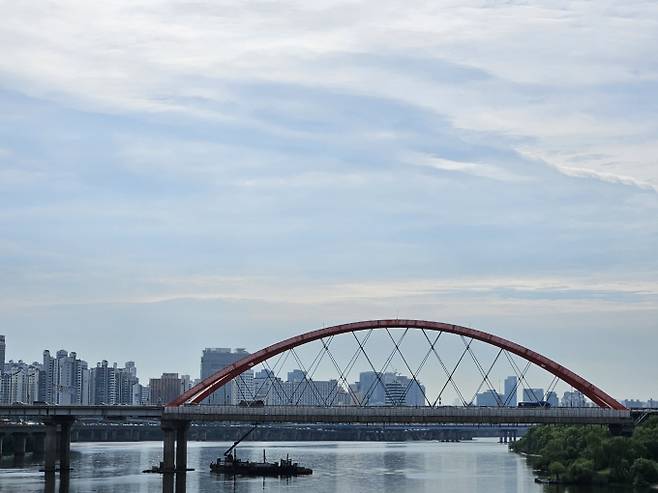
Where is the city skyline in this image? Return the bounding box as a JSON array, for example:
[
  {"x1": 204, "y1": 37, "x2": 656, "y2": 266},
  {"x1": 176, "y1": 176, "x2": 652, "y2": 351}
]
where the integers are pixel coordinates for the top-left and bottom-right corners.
[{"x1": 1, "y1": 335, "x2": 655, "y2": 407}]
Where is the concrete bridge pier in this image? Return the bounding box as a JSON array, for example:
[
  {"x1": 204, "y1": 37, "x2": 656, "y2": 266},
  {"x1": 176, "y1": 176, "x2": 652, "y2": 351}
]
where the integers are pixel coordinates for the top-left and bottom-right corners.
[
  {"x1": 161, "y1": 420, "x2": 191, "y2": 474},
  {"x1": 13, "y1": 432, "x2": 27, "y2": 457},
  {"x1": 43, "y1": 417, "x2": 75, "y2": 474},
  {"x1": 32, "y1": 432, "x2": 45, "y2": 456},
  {"x1": 176, "y1": 421, "x2": 190, "y2": 473},
  {"x1": 44, "y1": 421, "x2": 58, "y2": 473},
  {"x1": 162, "y1": 422, "x2": 176, "y2": 473},
  {"x1": 59, "y1": 419, "x2": 73, "y2": 471}
]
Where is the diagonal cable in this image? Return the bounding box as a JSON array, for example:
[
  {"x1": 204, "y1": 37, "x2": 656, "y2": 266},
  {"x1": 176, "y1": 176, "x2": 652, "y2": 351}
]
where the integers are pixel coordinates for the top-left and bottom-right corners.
[
  {"x1": 468, "y1": 347, "x2": 504, "y2": 406},
  {"x1": 384, "y1": 328, "x2": 432, "y2": 406},
  {"x1": 289, "y1": 347, "x2": 326, "y2": 406},
  {"x1": 421, "y1": 330, "x2": 468, "y2": 406},
  {"x1": 461, "y1": 335, "x2": 503, "y2": 405},
  {"x1": 323, "y1": 330, "x2": 373, "y2": 406},
  {"x1": 289, "y1": 340, "x2": 334, "y2": 406},
  {"x1": 503, "y1": 351, "x2": 537, "y2": 404},
  {"x1": 356, "y1": 329, "x2": 410, "y2": 406},
  {"x1": 253, "y1": 350, "x2": 289, "y2": 403}
]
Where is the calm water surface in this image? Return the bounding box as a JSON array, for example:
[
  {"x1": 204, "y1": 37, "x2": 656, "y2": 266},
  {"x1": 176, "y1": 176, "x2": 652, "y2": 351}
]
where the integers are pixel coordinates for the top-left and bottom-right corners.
[{"x1": 0, "y1": 439, "x2": 630, "y2": 493}]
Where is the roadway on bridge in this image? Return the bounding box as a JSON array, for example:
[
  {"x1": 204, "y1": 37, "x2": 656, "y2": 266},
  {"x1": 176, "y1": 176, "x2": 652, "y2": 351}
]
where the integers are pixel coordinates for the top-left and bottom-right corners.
[{"x1": 0, "y1": 405, "x2": 633, "y2": 425}]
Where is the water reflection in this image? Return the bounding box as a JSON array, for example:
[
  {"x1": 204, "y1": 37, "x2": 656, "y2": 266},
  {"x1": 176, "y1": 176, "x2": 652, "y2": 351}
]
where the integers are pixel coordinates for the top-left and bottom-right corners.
[{"x1": 0, "y1": 439, "x2": 547, "y2": 493}]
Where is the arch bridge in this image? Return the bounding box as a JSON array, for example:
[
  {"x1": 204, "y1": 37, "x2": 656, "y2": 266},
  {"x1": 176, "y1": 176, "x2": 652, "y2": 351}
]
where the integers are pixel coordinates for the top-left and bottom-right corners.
[{"x1": 171, "y1": 319, "x2": 624, "y2": 410}]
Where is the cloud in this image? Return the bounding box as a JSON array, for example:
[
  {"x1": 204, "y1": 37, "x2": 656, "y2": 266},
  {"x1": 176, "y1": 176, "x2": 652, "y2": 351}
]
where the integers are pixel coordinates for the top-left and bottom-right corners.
[{"x1": 0, "y1": 1, "x2": 657, "y2": 396}]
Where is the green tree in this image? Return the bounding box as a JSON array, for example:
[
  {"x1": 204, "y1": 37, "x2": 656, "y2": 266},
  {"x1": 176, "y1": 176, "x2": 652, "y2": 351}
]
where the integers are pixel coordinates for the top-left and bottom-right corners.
[
  {"x1": 567, "y1": 458, "x2": 595, "y2": 484},
  {"x1": 630, "y1": 458, "x2": 658, "y2": 487},
  {"x1": 548, "y1": 461, "x2": 566, "y2": 482}
]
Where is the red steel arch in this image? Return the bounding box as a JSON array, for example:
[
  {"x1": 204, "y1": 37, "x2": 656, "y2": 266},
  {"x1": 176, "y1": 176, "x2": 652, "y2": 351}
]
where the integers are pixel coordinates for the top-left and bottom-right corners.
[{"x1": 168, "y1": 319, "x2": 625, "y2": 410}]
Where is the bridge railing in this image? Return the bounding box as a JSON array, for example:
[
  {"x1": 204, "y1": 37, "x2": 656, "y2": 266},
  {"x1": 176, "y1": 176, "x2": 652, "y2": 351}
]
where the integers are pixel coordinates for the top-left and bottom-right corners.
[{"x1": 162, "y1": 405, "x2": 632, "y2": 425}]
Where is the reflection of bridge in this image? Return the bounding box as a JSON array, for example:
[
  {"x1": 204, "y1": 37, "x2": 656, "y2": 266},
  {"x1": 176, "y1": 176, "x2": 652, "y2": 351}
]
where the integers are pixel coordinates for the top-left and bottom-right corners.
[{"x1": 0, "y1": 319, "x2": 644, "y2": 479}]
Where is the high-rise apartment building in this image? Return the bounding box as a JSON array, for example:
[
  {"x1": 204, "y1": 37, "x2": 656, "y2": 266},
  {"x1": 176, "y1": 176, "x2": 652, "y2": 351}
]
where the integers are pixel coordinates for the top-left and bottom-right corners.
[
  {"x1": 200, "y1": 348, "x2": 250, "y2": 405},
  {"x1": 41, "y1": 350, "x2": 56, "y2": 403},
  {"x1": 0, "y1": 360, "x2": 40, "y2": 404},
  {"x1": 89, "y1": 360, "x2": 115, "y2": 405},
  {"x1": 0, "y1": 335, "x2": 5, "y2": 373},
  {"x1": 54, "y1": 350, "x2": 88, "y2": 405},
  {"x1": 38, "y1": 349, "x2": 88, "y2": 404},
  {"x1": 114, "y1": 363, "x2": 139, "y2": 405}
]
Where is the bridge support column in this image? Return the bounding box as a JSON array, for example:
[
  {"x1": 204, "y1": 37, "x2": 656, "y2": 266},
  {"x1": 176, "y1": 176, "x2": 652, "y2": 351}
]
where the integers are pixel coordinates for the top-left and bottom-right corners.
[
  {"x1": 0, "y1": 433, "x2": 4, "y2": 458},
  {"x1": 13, "y1": 432, "x2": 27, "y2": 457},
  {"x1": 175, "y1": 421, "x2": 190, "y2": 473},
  {"x1": 44, "y1": 422, "x2": 58, "y2": 473},
  {"x1": 32, "y1": 432, "x2": 45, "y2": 456},
  {"x1": 161, "y1": 421, "x2": 176, "y2": 474},
  {"x1": 59, "y1": 419, "x2": 73, "y2": 472}
]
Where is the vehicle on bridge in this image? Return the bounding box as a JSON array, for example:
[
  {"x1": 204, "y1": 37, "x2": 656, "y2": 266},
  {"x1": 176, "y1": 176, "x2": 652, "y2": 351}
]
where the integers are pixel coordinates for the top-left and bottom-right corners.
[{"x1": 518, "y1": 401, "x2": 551, "y2": 408}]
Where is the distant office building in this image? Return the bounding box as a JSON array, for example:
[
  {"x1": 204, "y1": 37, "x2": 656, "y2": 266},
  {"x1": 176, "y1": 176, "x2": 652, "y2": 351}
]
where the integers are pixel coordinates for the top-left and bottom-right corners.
[
  {"x1": 231, "y1": 369, "x2": 255, "y2": 404},
  {"x1": 287, "y1": 370, "x2": 306, "y2": 383},
  {"x1": 357, "y1": 371, "x2": 386, "y2": 405},
  {"x1": 132, "y1": 383, "x2": 150, "y2": 405},
  {"x1": 252, "y1": 369, "x2": 350, "y2": 406},
  {"x1": 383, "y1": 374, "x2": 425, "y2": 406},
  {"x1": 200, "y1": 348, "x2": 250, "y2": 405},
  {"x1": 181, "y1": 374, "x2": 193, "y2": 394},
  {"x1": 355, "y1": 371, "x2": 425, "y2": 406},
  {"x1": 476, "y1": 389, "x2": 503, "y2": 407},
  {"x1": 504, "y1": 376, "x2": 517, "y2": 406},
  {"x1": 562, "y1": 390, "x2": 586, "y2": 407},
  {"x1": 546, "y1": 391, "x2": 559, "y2": 407},
  {"x1": 150, "y1": 373, "x2": 185, "y2": 405},
  {"x1": 522, "y1": 388, "x2": 545, "y2": 403}
]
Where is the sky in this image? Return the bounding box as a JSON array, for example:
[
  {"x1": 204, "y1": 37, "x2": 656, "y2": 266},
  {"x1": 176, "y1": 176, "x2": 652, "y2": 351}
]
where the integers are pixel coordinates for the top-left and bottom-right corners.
[{"x1": 0, "y1": 1, "x2": 656, "y2": 400}]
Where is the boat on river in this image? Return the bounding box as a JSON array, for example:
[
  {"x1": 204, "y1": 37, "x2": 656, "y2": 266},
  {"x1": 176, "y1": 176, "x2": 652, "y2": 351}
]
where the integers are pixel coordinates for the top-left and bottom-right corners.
[
  {"x1": 210, "y1": 453, "x2": 312, "y2": 476},
  {"x1": 210, "y1": 424, "x2": 312, "y2": 477}
]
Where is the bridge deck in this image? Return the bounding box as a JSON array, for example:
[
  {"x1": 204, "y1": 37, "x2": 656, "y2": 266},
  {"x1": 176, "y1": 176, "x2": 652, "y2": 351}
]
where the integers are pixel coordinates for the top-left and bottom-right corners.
[
  {"x1": 164, "y1": 406, "x2": 631, "y2": 425},
  {"x1": 0, "y1": 405, "x2": 633, "y2": 425}
]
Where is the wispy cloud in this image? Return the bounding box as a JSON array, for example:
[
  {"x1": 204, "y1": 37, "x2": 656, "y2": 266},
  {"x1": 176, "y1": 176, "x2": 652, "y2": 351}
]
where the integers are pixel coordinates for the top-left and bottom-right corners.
[{"x1": 0, "y1": 1, "x2": 657, "y2": 395}]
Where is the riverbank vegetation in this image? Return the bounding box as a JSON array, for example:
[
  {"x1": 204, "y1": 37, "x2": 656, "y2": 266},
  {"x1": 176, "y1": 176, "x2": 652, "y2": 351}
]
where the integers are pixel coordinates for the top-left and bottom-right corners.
[{"x1": 510, "y1": 417, "x2": 658, "y2": 487}]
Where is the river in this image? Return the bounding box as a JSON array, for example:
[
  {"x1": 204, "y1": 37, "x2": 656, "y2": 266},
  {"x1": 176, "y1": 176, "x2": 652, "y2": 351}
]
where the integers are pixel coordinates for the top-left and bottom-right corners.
[{"x1": 0, "y1": 439, "x2": 632, "y2": 492}]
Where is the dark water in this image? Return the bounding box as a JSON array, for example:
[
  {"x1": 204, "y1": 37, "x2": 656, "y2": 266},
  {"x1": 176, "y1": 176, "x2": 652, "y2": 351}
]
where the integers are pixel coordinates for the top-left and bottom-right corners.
[{"x1": 0, "y1": 439, "x2": 631, "y2": 493}]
